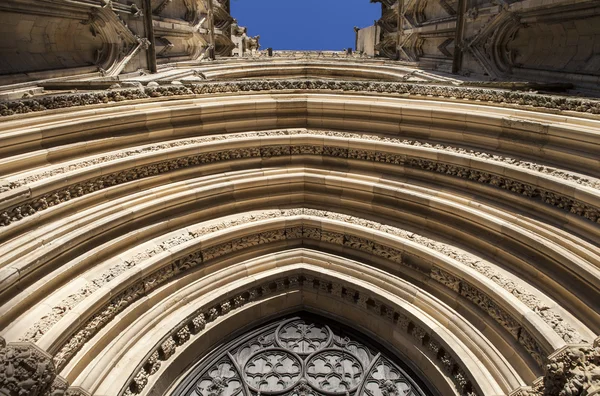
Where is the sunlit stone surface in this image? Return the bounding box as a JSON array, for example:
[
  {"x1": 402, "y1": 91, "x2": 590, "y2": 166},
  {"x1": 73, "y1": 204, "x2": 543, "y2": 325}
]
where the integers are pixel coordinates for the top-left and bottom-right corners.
[{"x1": 0, "y1": 1, "x2": 599, "y2": 396}]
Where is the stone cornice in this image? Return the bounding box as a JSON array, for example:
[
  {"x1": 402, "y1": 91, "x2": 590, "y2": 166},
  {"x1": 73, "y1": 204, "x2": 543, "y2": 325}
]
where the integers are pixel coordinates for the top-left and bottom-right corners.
[{"x1": 2, "y1": 79, "x2": 600, "y2": 118}]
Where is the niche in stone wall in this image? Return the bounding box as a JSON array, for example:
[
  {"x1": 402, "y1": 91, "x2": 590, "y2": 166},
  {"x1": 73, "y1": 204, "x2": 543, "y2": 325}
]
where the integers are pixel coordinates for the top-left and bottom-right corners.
[
  {"x1": 505, "y1": 15, "x2": 600, "y2": 76},
  {"x1": 0, "y1": 13, "x2": 102, "y2": 75}
]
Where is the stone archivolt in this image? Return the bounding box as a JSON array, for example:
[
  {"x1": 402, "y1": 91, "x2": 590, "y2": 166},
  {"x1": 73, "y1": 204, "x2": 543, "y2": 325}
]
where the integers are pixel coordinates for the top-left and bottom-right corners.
[
  {"x1": 3, "y1": 130, "x2": 599, "y2": 192},
  {"x1": 2, "y1": 134, "x2": 599, "y2": 228},
  {"x1": 0, "y1": 91, "x2": 598, "y2": 393},
  {"x1": 120, "y1": 275, "x2": 478, "y2": 396},
  {"x1": 1, "y1": 168, "x2": 596, "y2": 328},
  {"x1": 0, "y1": 11, "x2": 599, "y2": 395},
  {"x1": 21, "y1": 209, "x2": 582, "y2": 353}
]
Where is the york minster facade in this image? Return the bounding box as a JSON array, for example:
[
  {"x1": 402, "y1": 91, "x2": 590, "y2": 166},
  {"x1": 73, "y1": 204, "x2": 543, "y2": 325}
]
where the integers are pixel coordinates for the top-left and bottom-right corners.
[{"x1": 0, "y1": 1, "x2": 599, "y2": 396}]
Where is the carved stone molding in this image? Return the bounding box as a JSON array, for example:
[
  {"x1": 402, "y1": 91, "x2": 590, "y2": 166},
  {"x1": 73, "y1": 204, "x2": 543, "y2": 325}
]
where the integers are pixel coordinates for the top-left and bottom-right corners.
[
  {"x1": 241, "y1": 50, "x2": 374, "y2": 59},
  {"x1": 2, "y1": 79, "x2": 600, "y2": 118},
  {"x1": 404, "y1": 157, "x2": 600, "y2": 223},
  {"x1": 39, "y1": 209, "x2": 572, "y2": 375},
  {"x1": 120, "y1": 275, "x2": 480, "y2": 396},
  {"x1": 1, "y1": 139, "x2": 598, "y2": 229},
  {"x1": 433, "y1": 267, "x2": 545, "y2": 366},
  {"x1": 3, "y1": 129, "x2": 597, "y2": 193}
]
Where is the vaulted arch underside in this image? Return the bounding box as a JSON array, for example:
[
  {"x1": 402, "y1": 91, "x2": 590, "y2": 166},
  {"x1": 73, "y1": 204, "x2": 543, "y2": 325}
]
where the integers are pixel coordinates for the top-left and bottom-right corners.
[{"x1": 0, "y1": 78, "x2": 599, "y2": 396}]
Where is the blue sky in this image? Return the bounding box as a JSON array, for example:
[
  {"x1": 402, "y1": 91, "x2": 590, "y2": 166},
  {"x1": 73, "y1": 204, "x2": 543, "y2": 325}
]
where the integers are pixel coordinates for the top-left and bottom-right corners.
[{"x1": 230, "y1": 0, "x2": 381, "y2": 51}]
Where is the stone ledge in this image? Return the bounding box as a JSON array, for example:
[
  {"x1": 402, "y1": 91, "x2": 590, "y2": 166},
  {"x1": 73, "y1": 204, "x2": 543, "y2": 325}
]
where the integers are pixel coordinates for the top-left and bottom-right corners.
[{"x1": 2, "y1": 79, "x2": 600, "y2": 118}]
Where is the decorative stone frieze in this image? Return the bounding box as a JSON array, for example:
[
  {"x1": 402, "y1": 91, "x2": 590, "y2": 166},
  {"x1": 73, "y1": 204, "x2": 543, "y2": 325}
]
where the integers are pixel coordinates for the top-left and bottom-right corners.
[
  {"x1": 519, "y1": 330, "x2": 546, "y2": 368},
  {"x1": 29, "y1": 208, "x2": 579, "y2": 367},
  {"x1": 119, "y1": 275, "x2": 480, "y2": 396},
  {"x1": 42, "y1": 209, "x2": 564, "y2": 373},
  {"x1": 432, "y1": 266, "x2": 540, "y2": 352},
  {"x1": 2, "y1": 138, "x2": 598, "y2": 229},
  {"x1": 241, "y1": 50, "x2": 374, "y2": 59},
  {"x1": 461, "y1": 282, "x2": 522, "y2": 339},
  {"x1": 405, "y1": 158, "x2": 600, "y2": 223},
  {"x1": 431, "y1": 267, "x2": 461, "y2": 293},
  {"x1": 52, "y1": 282, "x2": 147, "y2": 370},
  {"x1": 2, "y1": 80, "x2": 600, "y2": 118},
  {"x1": 4, "y1": 129, "x2": 597, "y2": 193}
]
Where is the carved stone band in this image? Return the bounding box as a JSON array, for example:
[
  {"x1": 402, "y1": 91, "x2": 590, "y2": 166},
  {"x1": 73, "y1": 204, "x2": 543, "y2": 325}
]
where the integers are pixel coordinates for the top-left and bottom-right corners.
[
  {"x1": 2, "y1": 79, "x2": 600, "y2": 118},
  {"x1": 44, "y1": 212, "x2": 565, "y2": 375}
]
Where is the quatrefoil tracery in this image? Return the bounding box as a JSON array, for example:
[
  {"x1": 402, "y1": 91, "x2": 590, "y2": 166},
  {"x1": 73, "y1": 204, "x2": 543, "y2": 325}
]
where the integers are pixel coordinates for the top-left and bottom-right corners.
[
  {"x1": 305, "y1": 349, "x2": 364, "y2": 394},
  {"x1": 191, "y1": 318, "x2": 423, "y2": 396},
  {"x1": 244, "y1": 348, "x2": 303, "y2": 393},
  {"x1": 276, "y1": 320, "x2": 332, "y2": 355}
]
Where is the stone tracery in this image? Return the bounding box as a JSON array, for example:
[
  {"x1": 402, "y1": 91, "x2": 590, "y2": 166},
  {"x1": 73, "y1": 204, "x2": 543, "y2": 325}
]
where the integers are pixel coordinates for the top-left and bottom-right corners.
[
  {"x1": 172, "y1": 317, "x2": 428, "y2": 396},
  {"x1": 0, "y1": 2, "x2": 599, "y2": 396}
]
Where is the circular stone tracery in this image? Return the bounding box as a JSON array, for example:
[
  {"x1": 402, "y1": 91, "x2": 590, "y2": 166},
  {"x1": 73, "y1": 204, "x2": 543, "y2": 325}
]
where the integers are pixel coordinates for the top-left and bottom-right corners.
[
  {"x1": 306, "y1": 349, "x2": 364, "y2": 393},
  {"x1": 362, "y1": 360, "x2": 415, "y2": 396},
  {"x1": 244, "y1": 348, "x2": 303, "y2": 393},
  {"x1": 175, "y1": 316, "x2": 429, "y2": 396},
  {"x1": 197, "y1": 358, "x2": 244, "y2": 396},
  {"x1": 276, "y1": 319, "x2": 332, "y2": 354}
]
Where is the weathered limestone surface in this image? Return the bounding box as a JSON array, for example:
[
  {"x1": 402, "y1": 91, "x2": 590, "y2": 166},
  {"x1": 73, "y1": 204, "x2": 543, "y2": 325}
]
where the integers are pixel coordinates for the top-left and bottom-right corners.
[
  {"x1": 359, "y1": 0, "x2": 600, "y2": 92},
  {"x1": 0, "y1": 2, "x2": 599, "y2": 396},
  {"x1": 0, "y1": 0, "x2": 236, "y2": 87},
  {"x1": 0, "y1": 336, "x2": 67, "y2": 396}
]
